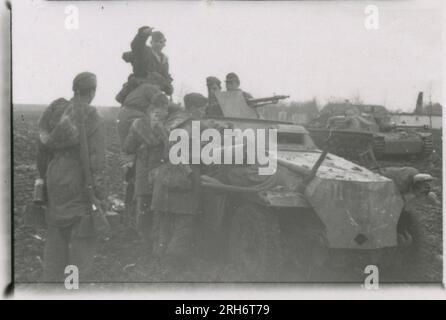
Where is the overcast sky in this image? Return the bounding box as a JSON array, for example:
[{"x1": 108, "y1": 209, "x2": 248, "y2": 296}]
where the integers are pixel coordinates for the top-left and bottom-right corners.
[{"x1": 12, "y1": 0, "x2": 444, "y2": 111}]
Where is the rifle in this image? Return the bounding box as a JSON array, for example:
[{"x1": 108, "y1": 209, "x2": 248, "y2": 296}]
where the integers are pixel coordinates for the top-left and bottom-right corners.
[
  {"x1": 76, "y1": 93, "x2": 111, "y2": 238},
  {"x1": 247, "y1": 95, "x2": 289, "y2": 108}
]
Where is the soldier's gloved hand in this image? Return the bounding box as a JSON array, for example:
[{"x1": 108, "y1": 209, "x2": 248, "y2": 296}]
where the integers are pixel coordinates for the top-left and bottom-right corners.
[{"x1": 428, "y1": 191, "x2": 441, "y2": 206}]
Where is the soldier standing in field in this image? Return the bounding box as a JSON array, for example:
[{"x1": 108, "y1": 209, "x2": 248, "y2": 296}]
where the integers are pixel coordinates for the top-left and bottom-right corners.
[
  {"x1": 116, "y1": 26, "x2": 173, "y2": 104},
  {"x1": 37, "y1": 72, "x2": 106, "y2": 282},
  {"x1": 116, "y1": 81, "x2": 166, "y2": 226},
  {"x1": 151, "y1": 102, "x2": 204, "y2": 273},
  {"x1": 121, "y1": 92, "x2": 170, "y2": 251}
]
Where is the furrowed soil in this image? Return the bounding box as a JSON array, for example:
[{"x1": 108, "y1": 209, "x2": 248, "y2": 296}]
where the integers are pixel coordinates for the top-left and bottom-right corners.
[{"x1": 13, "y1": 108, "x2": 443, "y2": 284}]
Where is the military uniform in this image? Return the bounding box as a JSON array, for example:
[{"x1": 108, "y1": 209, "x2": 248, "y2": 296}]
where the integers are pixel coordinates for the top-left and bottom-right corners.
[
  {"x1": 122, "y1": 116, "x2": 166, "y2": 248},
  {"x1": 116, "y1": 27, "x2": 173, "y2": 103},
  {"x1": 225, "y1": 72, "x2": 253, "y2": 101},
  {"x1": 38, "y1": 81, "x2": 106, "y2": 282},
  {"x1": 204, "y1": 76, "x2": 223, "y2": 117},
  {"x1": 117, "y1": 85, "x2": 168, "y2": 232},
  {"x1": 205, "y1": 96, "x2": 222, "y2": 117},
  {"x1": 129, "y1": 28, "x2": 172, "y2": 82},
  {"x1": 151, "y1": 111, "x2": 201, "y2": 268},
  {"x1": 380, "y1": 167, "x2": 419, "y2": 198},
  {"x1": 117, "y1": 83, "x2": 163, "y2": 146}
]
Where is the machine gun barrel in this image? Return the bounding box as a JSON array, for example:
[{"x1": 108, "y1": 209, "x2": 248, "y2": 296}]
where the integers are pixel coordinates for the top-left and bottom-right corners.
[{"x1": 247, "y1": 95, "x2": 289, "y2": 107}]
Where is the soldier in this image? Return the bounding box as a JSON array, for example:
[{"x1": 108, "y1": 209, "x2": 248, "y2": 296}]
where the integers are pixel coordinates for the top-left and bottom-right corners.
[
  {"x1": 151, "y1": 106, "x2": 203, "y2": 272},
  {"x1": 37, "y1": 72, "x2": 106, "y2": 282},
  {"x1": 206, "y1": 76, "x2": 221, "y2": 95},
  {"x1": 224, "y1": 72, "x2": 253, "y2": 100},
  {"x1": 121, "y1": 93, "x2": 170, "y2": 251},
  {"x1": 184, "y1": 92, "x2": 208, "y2": 119},
  {"x1": 205, "y1": 76, "x2": 223, "y2": 117},
  {"x1": 380, "y1": 167, "x2": 439, "y2": 204},
  {"x1": 116, "y1": 82, "x2": 166, "y2": 228},
  {"x1": 116, "y1": 26, "x2": 173, "y2": 103},
  {"x1": 117, "y1": 81, "x2": 164, "y2": 146}
]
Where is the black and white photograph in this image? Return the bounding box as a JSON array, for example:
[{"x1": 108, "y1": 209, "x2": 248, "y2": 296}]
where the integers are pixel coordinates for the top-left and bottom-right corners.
[{"x1": 4, "y1": 0, "x2": 445, "y2": 299}]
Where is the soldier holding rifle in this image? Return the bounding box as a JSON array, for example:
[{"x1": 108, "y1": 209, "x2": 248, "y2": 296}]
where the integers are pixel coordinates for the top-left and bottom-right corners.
[{"x1": 37, "y1": 72, "x2": 107, "y2": 282}]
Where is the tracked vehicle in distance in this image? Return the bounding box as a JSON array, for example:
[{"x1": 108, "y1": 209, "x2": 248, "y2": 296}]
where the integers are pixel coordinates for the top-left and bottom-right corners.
[{"x1": 307, "y1": 102, "x2": 433, "y2": 161}]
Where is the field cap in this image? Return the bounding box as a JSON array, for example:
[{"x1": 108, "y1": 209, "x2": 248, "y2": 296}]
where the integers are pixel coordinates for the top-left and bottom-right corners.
[
  {"x1": 206, "y1": 76, "x2": 221, "y2": 87},
  {"x1": 73, "y1": 72, "x2": 97, "y2": 92},
  {"x1": 184, "y1": 93, "x2": 208, "y2": 110},
  {"x1": 225, "y1": 72, "x2": 240, "y2": 83},
  {"x1": 413, "y1": 173, "x2": 434, "y2": 183}
]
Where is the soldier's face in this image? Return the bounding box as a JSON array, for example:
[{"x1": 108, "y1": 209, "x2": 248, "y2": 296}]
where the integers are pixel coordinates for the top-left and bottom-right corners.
[
  {"x1": 226, "y1": 80, "x2": 239, "y2": 91},
  {"x1": 151, "y1": 39, "x2": 166, "y2": 53},
  {"x1": 413, "y1": 181, "x2": 431, "y2": 196},
  {"x1": 88, "y1": 89, "x2": 96, "y2": 104},
  {"x1": 209, "y1": 83, "x2": 221, "y2": 94},
  {"x1": 150, "y1": 108, "x2": 168, "y2": 125}
]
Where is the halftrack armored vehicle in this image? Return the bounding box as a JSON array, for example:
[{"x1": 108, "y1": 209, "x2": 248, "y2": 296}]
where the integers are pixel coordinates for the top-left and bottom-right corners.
[{"x1": 170, "y1": 91, "x2": 422, "y2": 281}]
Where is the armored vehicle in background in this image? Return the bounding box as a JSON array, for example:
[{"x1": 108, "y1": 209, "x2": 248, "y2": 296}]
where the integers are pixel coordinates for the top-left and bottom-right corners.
[
  {"x1": 173, "y1": 91, "x2": 415, "y2": 281},
  {"x1": 308, "y1": 103, "x2": 433, "y2": 161}
]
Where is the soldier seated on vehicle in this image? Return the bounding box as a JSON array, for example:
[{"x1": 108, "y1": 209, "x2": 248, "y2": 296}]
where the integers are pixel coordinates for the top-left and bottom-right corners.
[
  {"x1": 116, "y1": 26, "x2": 173, "y2": 104},
  {"x1": 204, "y1": 76, "x2": 223, "y2": 117},
  {"x1": 184, "y1": 92, "x2": 208, "y2": 119},
  {"x1": 224, "y1": 72, "x2": 253, "y2": 101}
]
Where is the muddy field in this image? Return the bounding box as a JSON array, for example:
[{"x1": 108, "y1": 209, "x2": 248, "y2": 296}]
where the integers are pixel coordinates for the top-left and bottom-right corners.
[{"x1": 12, "y1": 107, "x2": 443, "y2": 284}]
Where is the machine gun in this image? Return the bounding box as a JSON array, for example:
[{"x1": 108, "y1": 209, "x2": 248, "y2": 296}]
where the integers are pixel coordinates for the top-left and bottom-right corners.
[{"x1": 247, "y1": 95, "x2": 289, "y2": 108}]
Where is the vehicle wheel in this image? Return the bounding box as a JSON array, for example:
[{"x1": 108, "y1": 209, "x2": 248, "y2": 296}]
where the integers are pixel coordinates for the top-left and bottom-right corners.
[
  {"x1": 421, "y1": 135, "x2": 433, "y2": 158},
  {"x1": 227, "y1": 203, "x2": 282, "y2": 281}
]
